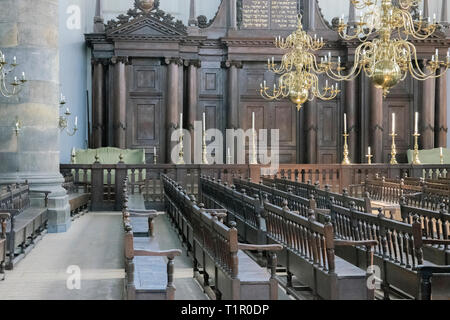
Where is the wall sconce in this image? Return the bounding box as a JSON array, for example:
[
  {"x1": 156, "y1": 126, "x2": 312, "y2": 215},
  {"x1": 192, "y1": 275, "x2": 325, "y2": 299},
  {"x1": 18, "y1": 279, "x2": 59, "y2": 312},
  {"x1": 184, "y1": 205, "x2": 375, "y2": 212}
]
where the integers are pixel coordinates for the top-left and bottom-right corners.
[
  {"x1": 59, "y1": 94, "x2": 78, "y2": 136},
  {"x1": 0, "y1": 51, "x2": 26, "y2": 98},
  {"x1": 14, "y1": 116, "x2": 21, "y2": 136}
]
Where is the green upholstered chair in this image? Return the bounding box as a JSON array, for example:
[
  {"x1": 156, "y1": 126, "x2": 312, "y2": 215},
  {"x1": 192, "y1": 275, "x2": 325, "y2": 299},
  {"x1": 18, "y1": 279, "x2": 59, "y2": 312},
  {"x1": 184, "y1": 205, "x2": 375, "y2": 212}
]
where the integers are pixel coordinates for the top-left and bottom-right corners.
[
  {"x1": 72, "y1": 147, "x2": 146, "y2": 183},
  {"x1": 406, "y1": 148, "x2": 450, "y2": 165}
]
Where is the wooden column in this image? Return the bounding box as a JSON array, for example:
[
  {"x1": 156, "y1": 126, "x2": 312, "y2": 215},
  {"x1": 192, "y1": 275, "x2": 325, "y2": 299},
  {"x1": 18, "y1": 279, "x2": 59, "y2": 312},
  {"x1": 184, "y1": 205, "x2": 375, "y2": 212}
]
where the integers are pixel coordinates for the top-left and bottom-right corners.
[
  {"x1": 112, "y1": 56, "x2": 128, "y2": 149},
  {"x1": 225, "y1": 61, "x2": 241, "y2": 129},
  {"x1": 421, "y1": 69, "x2": 436, "y2": 149},
  {"x1": 436, "y1": 67, "x2": 447, "y2": 147},
  {"x1": 370, "y1": 85, "x2": 383, "y2": 163},
  {"x1": 186, "y1": 60, "x2": 200, "y2": 162},
  {"x1": 346, "y1": 78, "x2": 357, "y2": 162},
  {"x1": 305, "y1": 100, "x2": 317, "y2": 163},
  {"x1": 165, "y1": 58, "x2": 182, "y2": 163},
  {"x1": 92, "y1": 60, "x2": 104, "y2": 148}
]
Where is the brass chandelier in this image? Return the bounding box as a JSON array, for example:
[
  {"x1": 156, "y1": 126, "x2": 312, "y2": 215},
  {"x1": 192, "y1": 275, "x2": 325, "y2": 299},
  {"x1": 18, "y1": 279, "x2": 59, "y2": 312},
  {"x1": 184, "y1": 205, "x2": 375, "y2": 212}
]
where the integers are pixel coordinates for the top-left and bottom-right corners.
[
  {"x1": 260, "y1": 16, "x2": 340, "y2": 111},
  {"x1": 328, "y1": 0, "x2": 450, "y2": 96}
]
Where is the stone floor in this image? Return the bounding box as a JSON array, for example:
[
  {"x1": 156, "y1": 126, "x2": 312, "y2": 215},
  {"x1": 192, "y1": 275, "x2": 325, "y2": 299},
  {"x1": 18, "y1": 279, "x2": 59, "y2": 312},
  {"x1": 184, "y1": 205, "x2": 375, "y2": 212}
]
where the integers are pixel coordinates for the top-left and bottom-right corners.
[{"x1": 0, "y1": 211, "x2": 292, "y2": 300}]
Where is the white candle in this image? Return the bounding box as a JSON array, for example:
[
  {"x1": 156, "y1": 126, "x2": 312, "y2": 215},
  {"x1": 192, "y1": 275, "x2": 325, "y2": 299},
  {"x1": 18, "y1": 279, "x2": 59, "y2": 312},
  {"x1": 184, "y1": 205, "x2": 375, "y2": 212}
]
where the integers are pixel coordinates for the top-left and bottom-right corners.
[
  {"x1": 202, "y1": 112, "x2": 206, "y2": 132},
  {"x1": 392, "y1": 113, "x2": 396, "y2": 134},
  {"x1": 154, "y1": 146, "x2": 157, "y2": 155},
  {"x1": 252, "y1": 112, "x2": 255, "y2": 132},
  {"x1": 74, "y1": 116, "x2": 78, "y2": 128},
  {"x1": 415, "y1": 112, "x2": 419, "y2": 134},
  {"x1": 180, "y1": 113, "x2": 183, "y2": 131},
  {"x1": 440, "y1": 147, "x2": 443, "y2": 156},
  {"x1": 344, "y1": 113, "x2": 347, "y2": 133},
  {"x1": 368, "y1": 146, "x2": 371, "y2": 155}
]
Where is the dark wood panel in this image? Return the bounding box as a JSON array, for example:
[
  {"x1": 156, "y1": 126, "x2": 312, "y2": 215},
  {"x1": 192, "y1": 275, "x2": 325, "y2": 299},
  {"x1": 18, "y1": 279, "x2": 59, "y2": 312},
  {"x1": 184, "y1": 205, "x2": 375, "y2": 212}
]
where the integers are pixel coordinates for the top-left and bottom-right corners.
[{"x1": 136, "y1": 103, "x2": 156, "y2": 140}]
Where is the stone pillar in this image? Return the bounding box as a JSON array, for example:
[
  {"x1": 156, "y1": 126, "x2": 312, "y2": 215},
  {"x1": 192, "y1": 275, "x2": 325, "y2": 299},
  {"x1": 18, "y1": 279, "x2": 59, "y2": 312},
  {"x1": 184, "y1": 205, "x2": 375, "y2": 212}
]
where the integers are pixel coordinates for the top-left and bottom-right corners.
[
  {"x1": 305, "y1": 100, "x2": 317, "y2": 163},
  {"x1": 92, "y1": 60, "x2": 105, "y2": 148},
  {"x1": 0, "y1": 0, "x2": 70, "y2": 233},
  {"x1": 224, "y1": 61, "x2": 242, "y2": 130},
  {"x1": 436, "y1": 68, "x2": 448, "y2": 147},
  {"x1": 229, "y1": 0, "x2": 237, "y2": 29},
  {"x1": 186, "y1": 60, "x2": 200, "y2": 162},
  {"x1": 112, "y1": 56, "x2": 128, "y2": 149},
  {"x1": 421, "y1": 72, "x2": 436, "y2": 149},
  {"x1": 188, "y1": 0, "x2": 197, "y2": 26},
  {"x1": 165, "y1": 58, "x2": 182, "y2": 163},
  {"x1": 370, "y1": 85, "x2": 384, "y2": 163},
  {"x1": 346, "y1": 78, "x2": 357, "y2": 162}
]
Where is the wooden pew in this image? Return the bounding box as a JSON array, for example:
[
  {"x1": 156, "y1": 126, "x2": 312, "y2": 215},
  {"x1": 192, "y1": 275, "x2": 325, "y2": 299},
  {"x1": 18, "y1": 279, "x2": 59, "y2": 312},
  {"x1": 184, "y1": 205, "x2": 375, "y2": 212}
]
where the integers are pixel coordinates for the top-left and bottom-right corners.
[
  {"x1": 0, "y1": 183, "x2": 50, "y2": 269},
  {"x1": 201, "y1": 176, "x2": 376, "y2": 300},
  {"x1": 122, "y1": 179, "x2": 182, "y2": 300},
  {"x1": 163, "y1": 174, "x2": 283, "y2": 300},
  {"x1": 0, "y1": 213, "x2": 9, "y2": 280},
  {"x1": 62, "y1": 174, "x2": 90, "y2": 219},
  {"x1": 327, "y1": 201, "x2": 450, "y2": 299},
  {"x1": 263, "y1": 201, "x2": 377, "y2": 300},
  {"x1": 400, "y1": 199, "x2": 450, "y2": 265},
  {"x1": 416, "y1": 266, "x2": 450, "y2": 300}
]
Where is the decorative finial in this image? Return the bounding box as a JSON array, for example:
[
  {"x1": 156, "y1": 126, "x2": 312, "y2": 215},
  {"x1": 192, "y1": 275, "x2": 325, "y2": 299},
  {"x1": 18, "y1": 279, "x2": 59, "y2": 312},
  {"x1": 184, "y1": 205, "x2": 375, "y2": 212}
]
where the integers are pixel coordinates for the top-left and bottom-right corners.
[{"x1": 135, "y1": 0, "x2": 155, "y2": 13}]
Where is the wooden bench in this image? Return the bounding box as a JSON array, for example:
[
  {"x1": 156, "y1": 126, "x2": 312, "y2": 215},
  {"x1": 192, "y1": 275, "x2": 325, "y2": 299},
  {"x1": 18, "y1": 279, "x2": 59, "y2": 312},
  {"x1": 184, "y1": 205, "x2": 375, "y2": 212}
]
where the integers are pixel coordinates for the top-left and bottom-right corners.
[
  {"x1": 327, "y1": 201, "x2": 450, "y2": 299},
  {"x1": 62, "y1": 174, "x2": 90, "y2": 219},
  {"x1": 416, "y1": 265, "x2": 450, "y2": 300},
  {"x1": 163, "y1": 174, "x2": 283, "y2": 300},
  {"x1": 0, "y1": 183, "x2": 50, "y2": 269},
  {"x1": 264, "y1": 201, "x2": 376, "y2": 300},
  {"x1": 399, "y1": 199, "x2": 450, "y2": 265},
  {"x1": 0, "y1": 213, "x2": 9, "y2": 280},
  {"x1": 122, "y1": 178, "x2": 182, "y2": 300}
]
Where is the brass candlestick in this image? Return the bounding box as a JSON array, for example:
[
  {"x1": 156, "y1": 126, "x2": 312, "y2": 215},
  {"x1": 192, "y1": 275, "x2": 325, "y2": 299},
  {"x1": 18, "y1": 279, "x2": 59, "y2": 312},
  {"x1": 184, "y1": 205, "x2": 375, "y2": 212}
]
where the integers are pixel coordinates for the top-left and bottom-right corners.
[
  {"x1": 250, "y1": 128, "x2": 258, "y2": 165},
  {"x1": 412, "y1": 133, "x2": 421, "y2": 165},
  {"x1": 366, "y1": 153, "x2": 373, "y2": 164},
  {"x1": 342, "y1": 133, "x2": 351, "y2": 165},
  {"x1": 390, "y1": 133, "x2": 398, "y2": 165},
  {"x1": 177, "y1": 134, "x2": 185, "y2": 165},
  {"x1": 202, "y1": 129, "x2": 208, "y2": 165}
]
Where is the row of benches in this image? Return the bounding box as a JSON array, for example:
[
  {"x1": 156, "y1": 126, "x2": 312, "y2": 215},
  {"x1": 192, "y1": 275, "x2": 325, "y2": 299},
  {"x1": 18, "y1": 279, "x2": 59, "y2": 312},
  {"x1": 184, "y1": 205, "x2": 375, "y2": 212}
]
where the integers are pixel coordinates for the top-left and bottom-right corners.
[
  {"x1": 162, "y1": 174, "x2": 283, "y2": 300},
  {"x1": 122, "y1": 177, "x2": 181, "y2": 300},
  {"x1": 200, "y1": 176, "x2": 377, "y2": 300},
  {"x1": 200, "y1": 175, "x2": 450, "y2": 300}
]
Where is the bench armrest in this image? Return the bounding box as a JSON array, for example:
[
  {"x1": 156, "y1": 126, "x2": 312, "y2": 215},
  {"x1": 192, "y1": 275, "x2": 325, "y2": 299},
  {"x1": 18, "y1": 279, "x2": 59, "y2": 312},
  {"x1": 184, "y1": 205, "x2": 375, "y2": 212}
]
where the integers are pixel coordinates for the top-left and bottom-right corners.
[
  {"x1": 422, "y1": 239, "x2": 450, "y2": 246},
  {"x1": 238, "y1": 243, "x2": 283, "y2": 252},
  {"x1": 416, "y1": 265, "x2": 450, "y2": 274},
  {"x1": 127, "y1": 209, "x2": 161, "y2": 217},
  {"x1": 334, "y1": 240, "x2": 378, "y2": 247},
  {"x1": 134, "y1": 249, "x2": 182, "y2": 259},
  {"x1": 0, "y1": 213, "x2": 10, "y2": 220}
]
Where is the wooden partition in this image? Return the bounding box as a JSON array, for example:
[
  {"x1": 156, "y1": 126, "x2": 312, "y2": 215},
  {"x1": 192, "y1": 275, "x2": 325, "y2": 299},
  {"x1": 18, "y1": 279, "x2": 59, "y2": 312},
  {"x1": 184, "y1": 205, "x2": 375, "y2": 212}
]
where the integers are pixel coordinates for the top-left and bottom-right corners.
[{"x1": 60, "y1": 163, "x2": 450, "y2": 211}]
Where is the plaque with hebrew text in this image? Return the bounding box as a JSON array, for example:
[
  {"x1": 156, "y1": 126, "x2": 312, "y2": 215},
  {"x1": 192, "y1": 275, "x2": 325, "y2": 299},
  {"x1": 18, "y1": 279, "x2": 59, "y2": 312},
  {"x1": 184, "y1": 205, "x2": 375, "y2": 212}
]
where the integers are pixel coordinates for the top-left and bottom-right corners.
[{"x1": 241, "y1": 0, "x2": 298, "y2": 30}]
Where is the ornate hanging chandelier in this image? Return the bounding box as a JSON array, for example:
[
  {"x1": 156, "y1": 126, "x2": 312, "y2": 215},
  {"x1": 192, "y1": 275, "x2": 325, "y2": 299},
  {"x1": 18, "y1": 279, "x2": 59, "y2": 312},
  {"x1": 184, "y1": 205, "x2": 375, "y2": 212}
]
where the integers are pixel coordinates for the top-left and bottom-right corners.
[
  {"x1": 327, "y1": 0, "x2": 449, "y2": 96},
  {"x1": 0, "y1": 50, "x2": 26, "y2": 98},
  {"x1": 260, "y1": 16, "x2": 340, "y2": 111}
]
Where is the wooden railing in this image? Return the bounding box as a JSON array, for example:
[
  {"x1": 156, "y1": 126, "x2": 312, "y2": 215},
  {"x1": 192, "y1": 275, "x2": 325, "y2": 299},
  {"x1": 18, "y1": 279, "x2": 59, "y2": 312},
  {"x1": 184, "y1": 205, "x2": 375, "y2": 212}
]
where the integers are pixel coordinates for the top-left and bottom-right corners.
[{"x1": 59, "y1": 163, "x2": 450, "y2": 211}]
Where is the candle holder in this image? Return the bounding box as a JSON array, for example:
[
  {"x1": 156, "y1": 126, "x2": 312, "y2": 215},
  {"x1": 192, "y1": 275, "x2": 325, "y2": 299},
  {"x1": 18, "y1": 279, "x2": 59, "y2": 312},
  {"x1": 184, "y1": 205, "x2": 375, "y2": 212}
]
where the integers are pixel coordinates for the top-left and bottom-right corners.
[
  {"x1": 250, "y1": 128, "x2": 258, "y2": 165},
  {"x1": 202, "y1": 129, "x2": 208, "y2": 165},
  {"x1": 440, "y1": 153, "x2": 444, "y2": 165},
  {"x1": 341, "y1": 133, "x2": 351, "y2": 165},
  {"x1": 227, "y1": 152, "x2": 232, "y2": 165},
  {"x1": 177, "y1": 133, "x2": 185, "y2": 165},
  {"x1": 366, "y1": 153, "x2": 373, "y2": 165},
  {"x1": 412, "y1": 133, "x2": 421, "y2": 165},
  {"x1": 390, "y1": 133, "x2": 398, "y2": 165},
  {"x1": 153, "y1": 153, "x2": 158, "y2": 165}
]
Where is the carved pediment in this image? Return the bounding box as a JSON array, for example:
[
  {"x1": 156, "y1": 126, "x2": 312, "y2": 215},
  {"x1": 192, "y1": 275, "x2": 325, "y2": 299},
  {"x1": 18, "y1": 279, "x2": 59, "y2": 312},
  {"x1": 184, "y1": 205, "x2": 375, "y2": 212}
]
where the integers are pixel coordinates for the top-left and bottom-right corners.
[{"x1": 106, "y1": 0, "x2": 187, "y2": 38}]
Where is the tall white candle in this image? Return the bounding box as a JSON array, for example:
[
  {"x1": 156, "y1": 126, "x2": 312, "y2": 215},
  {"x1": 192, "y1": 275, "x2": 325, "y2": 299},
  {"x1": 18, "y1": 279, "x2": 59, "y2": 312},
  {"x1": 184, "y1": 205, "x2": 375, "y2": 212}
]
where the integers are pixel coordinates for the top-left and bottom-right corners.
[
  {"x1": 415, "y1": 112, "x2": 419, "y2": 134},
  {"x1": 154, "y1": 146, "x2": 157, "y2": 155},
  {"x1": 180, "y1": 113, "x2": 183, "y2": 131},
  {"x1": 392, "y1": 113, "x2": 396, "y2": 134},
  {"x1": 344, "y1": 113, "x2": 347, "y2": 133},
  {"x1": 203, "y1": 112, "x2": 206, "y2": 132},
  {"x1": 368, "y1": 146, "x2": 371, "y2": 155},
  {"x1": 252, "y1": 112, "x2": 255, "y2": 132},
  {"x1": 440, "y1": 147, "x2": 443, "y2": 156},
  {"x1": 74, "y1": 116, "x2": 78, "y2": 128}
]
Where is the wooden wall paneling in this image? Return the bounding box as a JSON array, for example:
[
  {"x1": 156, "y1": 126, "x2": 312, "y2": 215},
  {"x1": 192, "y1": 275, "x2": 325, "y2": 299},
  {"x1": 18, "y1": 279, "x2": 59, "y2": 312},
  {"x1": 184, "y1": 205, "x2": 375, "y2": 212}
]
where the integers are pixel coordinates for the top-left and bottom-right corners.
[{"x1": 318, "y1": 101, "x2": 338, "y2": 164}]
